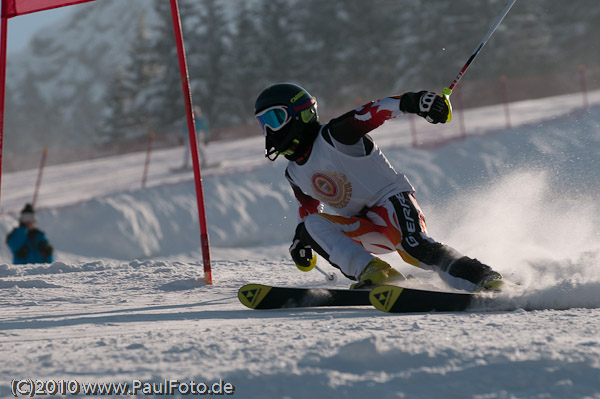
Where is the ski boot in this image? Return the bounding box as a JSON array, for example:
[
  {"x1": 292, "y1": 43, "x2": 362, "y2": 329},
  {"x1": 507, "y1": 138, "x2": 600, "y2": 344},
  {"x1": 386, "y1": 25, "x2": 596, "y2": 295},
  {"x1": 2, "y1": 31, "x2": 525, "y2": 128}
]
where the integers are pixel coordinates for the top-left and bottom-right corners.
[
  {"x1": 350, "y1": 258, "x2": 405, "y2": 290},
  {"x1": 447, "y1": 256, "x2": 504, "y2": 292},
  {"x1": 474, "y1": 271, "x2": 504, "y2": 292}
]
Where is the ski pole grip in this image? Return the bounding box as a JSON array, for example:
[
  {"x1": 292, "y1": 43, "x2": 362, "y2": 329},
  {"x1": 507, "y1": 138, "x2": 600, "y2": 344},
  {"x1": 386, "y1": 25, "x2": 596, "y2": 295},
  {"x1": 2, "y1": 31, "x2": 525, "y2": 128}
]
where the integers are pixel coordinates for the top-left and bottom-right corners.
[
  {"x1": 296, "y1": 255, "x2": 317, "y2": 272},
  {"x1": 441, "y1": 87, "x2": 453, "y2": 123}
]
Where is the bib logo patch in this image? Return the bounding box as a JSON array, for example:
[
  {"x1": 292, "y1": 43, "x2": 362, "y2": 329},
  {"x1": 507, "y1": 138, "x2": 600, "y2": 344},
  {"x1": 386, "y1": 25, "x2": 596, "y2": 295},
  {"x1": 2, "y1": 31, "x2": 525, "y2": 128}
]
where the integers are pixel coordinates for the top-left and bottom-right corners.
[{"x1": 311, "y1": 172, "x2": 352, "y2": 209}]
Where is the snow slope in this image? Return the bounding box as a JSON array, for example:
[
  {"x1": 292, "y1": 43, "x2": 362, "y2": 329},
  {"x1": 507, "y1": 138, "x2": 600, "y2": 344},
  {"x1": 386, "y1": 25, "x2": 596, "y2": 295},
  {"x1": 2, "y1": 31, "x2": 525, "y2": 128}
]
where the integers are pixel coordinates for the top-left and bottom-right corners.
[{"x1": 1, "y1": 92, "x2": 599, "y2": 398}]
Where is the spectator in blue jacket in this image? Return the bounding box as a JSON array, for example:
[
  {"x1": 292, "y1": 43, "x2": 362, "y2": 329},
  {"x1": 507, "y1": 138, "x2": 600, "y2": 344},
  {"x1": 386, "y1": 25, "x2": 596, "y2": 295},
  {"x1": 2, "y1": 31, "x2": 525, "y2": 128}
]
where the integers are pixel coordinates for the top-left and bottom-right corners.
[
  {"x1": 6, "y1": 203, "x2": 54, "y2": 264},
  {"x1": 180, "y1": 106, "x2": 209, "y2": 169}
]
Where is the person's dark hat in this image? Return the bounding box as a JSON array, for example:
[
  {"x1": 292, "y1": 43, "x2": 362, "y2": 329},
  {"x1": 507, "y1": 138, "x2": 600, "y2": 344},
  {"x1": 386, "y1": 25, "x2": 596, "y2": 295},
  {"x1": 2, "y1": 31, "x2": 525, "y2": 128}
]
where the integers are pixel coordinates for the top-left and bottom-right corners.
[{"x1": 19, "y1": 203, "x2": 36, "y2": 223}]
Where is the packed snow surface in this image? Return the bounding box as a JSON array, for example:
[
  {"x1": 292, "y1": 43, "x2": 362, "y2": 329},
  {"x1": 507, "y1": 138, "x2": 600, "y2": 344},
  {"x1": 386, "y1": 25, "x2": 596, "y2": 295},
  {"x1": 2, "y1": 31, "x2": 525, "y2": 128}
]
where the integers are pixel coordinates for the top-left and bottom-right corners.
[{"x1": 1, "y1": 92, "x2": 599, "y2": 398}]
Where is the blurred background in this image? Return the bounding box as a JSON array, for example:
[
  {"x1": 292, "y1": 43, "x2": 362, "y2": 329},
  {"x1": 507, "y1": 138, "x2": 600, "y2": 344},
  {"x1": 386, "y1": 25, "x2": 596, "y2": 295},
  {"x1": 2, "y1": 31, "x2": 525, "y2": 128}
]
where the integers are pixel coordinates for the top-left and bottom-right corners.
[{"x1": 3, "y1": 0, "x2": 600, "y2": 171}]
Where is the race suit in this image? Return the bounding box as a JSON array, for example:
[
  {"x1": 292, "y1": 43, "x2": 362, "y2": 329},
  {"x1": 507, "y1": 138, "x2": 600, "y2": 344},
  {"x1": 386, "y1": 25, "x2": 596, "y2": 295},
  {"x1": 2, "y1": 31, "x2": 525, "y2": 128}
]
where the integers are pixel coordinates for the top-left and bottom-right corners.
[{"x1": 286, "y1": 96, "x2": 469, "y2": 285}]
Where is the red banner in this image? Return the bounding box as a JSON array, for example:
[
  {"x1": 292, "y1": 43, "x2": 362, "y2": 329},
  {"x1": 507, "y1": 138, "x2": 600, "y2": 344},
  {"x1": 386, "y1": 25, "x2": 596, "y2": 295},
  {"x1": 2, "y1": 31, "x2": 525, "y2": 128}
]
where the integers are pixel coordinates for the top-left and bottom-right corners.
[{"x1": 2, "y1": 0, "x2": 95, "y2": 18}]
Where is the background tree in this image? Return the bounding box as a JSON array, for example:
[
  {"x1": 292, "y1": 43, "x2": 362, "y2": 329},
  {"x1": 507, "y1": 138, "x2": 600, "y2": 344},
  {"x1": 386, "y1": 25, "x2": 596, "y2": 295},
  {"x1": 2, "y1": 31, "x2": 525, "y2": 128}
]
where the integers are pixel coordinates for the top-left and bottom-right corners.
[
  {"x1": 229, "y1": 1, "x2": 264, "y2": 124},
  {"x1": 187, "y1": 0, "x2": 232, "y2": 129}
]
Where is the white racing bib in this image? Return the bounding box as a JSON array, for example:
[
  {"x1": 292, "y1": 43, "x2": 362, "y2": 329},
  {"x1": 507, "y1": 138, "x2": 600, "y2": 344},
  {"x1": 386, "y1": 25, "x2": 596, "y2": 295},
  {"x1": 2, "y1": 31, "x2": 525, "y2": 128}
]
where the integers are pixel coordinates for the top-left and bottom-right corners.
[{"x1": 287, "y1": 130, "x2": 413, "y2": 216}]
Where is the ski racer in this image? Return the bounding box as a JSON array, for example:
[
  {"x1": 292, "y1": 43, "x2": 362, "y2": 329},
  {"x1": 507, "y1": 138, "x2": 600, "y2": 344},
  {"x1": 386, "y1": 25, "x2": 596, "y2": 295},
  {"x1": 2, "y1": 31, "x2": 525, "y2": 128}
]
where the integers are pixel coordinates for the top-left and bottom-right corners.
[{"x1": 254, "y1": 83, "x2": 502, "y2": 292}]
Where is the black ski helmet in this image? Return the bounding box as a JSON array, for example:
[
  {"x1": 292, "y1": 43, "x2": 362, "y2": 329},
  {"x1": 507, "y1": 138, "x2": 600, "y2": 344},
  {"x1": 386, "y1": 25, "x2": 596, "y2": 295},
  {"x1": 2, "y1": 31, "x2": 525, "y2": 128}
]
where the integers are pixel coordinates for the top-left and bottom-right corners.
[{"x1": 254, "y1": 83, "x2": 319, "y2": 160}]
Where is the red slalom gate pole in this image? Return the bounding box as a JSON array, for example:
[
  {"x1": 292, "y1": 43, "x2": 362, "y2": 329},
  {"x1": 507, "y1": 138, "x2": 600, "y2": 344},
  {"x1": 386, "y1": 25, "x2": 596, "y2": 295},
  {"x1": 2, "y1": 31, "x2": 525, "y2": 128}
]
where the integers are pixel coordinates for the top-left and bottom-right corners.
[
  {"x1": 409, "y1": 114, "x2": 418, "y2": 147},
  {"x1": 141, "y1": 131, "x2": 154, "y2": 188},
  {"x1": 170, "y1": 0, "x2": 213, "y2": 285},
  {"x1": 499, "y1": 75, "x2": 512, "y2": 129},
  {"x1": 0, "y1": 17, "x2": 8, "y2": 211},
  {"x1": 32, "y1": 146, "x2": 48, "y2": 207},
  {"x1": 578, "y1": 65, "x2": 589, "y2": 110},
  {"x1": 455, "y1": 87, "x2": 467, "y2": 139}
]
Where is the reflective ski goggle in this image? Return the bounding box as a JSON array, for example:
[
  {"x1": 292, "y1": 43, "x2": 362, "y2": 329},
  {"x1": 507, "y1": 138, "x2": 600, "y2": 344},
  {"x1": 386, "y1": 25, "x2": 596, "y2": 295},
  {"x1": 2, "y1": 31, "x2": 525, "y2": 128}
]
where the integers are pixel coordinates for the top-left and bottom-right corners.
[
  {"x1": 256, "y1": 106, "x2": 291, "y2": 135},
  {"x1": 256, "y1": 98, "x2": 317, "y2": 136}
]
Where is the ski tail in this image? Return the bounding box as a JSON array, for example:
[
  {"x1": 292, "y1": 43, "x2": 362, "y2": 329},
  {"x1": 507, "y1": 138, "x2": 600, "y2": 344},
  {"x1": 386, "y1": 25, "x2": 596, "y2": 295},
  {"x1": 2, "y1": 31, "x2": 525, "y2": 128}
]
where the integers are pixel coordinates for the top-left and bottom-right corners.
[{"x1": 369, "y1": 285, "x2": 473, "y2": 313}]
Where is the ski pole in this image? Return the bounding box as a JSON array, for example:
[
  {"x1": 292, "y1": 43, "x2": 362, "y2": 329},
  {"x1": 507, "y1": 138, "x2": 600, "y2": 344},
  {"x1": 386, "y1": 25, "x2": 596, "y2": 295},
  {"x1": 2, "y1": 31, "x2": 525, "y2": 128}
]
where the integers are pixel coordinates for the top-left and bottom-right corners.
[
  {"x1": 442, "y1": 0, "x2": 518, "y2": 122},
  {"x1": 315, "y1": 264, "x2": 337, "y2": 282},
  {"x1": 296, "y1": 256, "x2": 337, "y2": 282}
]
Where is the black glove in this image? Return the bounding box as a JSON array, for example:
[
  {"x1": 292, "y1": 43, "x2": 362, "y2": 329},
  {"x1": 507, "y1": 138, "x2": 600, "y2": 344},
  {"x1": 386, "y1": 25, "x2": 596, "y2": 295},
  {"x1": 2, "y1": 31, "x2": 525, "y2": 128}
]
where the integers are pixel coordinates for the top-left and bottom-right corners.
[
  {"x1": 290, "y1": 237, "x2": 313, "y2": 267},
  {"x1": 39, "y1": 242, "x2": 53, "y2": 257},
  {"x1": 289, "y1": 224, "x2": 313, "y2": 268},
  {"x1": 400, "y1": 91, "x2": 449, "y2": 124}
]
